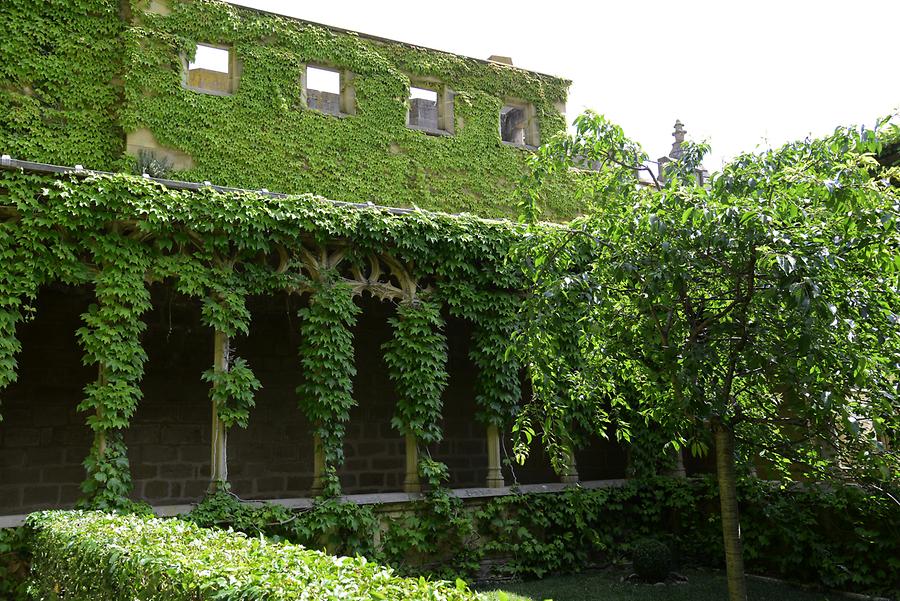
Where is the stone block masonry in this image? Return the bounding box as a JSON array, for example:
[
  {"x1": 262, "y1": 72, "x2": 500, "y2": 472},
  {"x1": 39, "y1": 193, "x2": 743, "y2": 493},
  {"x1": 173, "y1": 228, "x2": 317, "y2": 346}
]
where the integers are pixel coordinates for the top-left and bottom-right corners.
[
  {"x1": 2, "y1": 285, "x2": 594, "y2": 516},
  {"x1": 0, "y1": 286, "x2": 94, "y2": 514}
]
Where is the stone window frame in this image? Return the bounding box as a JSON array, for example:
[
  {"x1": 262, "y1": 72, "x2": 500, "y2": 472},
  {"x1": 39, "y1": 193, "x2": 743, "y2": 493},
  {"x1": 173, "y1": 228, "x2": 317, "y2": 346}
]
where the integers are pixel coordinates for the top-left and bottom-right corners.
[
  {"x1": 300, "y1": 63, "x2": 356, "y2": 117},
  {"x1": 181, "y1": 42, "x2": 241, "y2": 97},
  {"x1": 405, "y1": 77, "x2": 455, "y2": 136},
  {"x1": 499, "y1": 99, "x2": 539, "y2": 149}
]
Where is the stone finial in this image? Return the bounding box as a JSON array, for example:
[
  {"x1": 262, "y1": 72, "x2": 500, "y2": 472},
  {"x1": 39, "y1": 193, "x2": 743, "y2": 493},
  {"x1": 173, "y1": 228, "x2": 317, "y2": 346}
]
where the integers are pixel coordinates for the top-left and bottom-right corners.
[{"x1": 670, "y1": 119, "x2": 686, "y2": 159}]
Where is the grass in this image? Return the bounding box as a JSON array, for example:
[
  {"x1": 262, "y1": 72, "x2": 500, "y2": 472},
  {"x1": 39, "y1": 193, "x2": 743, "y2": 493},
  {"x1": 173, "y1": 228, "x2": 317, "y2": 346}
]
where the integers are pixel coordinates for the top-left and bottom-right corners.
[{"x1": 478, "y1": 568, "x2": 852, "y2": 601}]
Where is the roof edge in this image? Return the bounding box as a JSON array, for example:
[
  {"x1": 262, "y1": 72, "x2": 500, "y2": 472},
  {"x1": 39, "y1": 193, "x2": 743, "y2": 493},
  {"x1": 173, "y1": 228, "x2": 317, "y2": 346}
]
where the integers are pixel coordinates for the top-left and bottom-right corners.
[{"x1": 223, "y1": 1, "x2": 572, "y2": 84}]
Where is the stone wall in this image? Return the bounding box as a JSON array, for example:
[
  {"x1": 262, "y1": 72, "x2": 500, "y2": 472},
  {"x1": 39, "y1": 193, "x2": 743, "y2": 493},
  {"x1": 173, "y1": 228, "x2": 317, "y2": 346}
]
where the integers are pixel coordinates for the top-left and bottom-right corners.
[
  {"x1": 3, "y1": 285, "x2": 609, "y2": 516},
  {"x1": 0, "y1": 287, "x2": 93, "y2": 514}
]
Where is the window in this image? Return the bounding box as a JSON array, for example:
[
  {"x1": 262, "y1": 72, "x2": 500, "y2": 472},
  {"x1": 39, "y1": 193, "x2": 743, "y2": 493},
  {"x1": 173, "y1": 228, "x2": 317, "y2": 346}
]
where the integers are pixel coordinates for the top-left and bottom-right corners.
[
  {"x1": 304, "y1": 65, "x2": 351, "y2": 116},
  {"x1": 407, "y1": 83, "x2": 453, "y2": 135},
  {"x1": 185, "y1": 43, "x2": 236, "y2": 95},
  {"x1": 500, "y1": 102, "x2": 538, "y2": 147}
]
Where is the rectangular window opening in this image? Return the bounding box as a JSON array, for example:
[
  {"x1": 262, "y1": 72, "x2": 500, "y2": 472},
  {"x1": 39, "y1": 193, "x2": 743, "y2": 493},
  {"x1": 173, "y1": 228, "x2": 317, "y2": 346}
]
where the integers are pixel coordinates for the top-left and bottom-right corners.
[
  {"x1": 189, "y1": 44, "x2": 230, "y2": 73},
  {"x1": 408, "y1": 86, "x2": 440, "y2": 131},
  {"x1": 500, "y1": 105, "x2": 527, "y2": 145},
  {"x1": 306, "y1": 66, "x2": 342, "y2": 115},
  {"x1": 186, "y1": 44, "x2": 233, "y2": 95}
]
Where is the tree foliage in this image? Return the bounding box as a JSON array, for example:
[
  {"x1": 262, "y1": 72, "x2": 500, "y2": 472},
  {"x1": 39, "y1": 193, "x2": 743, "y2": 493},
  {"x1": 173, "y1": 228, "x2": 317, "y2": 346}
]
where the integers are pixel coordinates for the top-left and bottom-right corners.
[
  {"x1": 516, "y1": 111, "x2": 900, "y2": 599},
  {"x1": 520, "y1": 110, "x2": 900, "y2": 480}
]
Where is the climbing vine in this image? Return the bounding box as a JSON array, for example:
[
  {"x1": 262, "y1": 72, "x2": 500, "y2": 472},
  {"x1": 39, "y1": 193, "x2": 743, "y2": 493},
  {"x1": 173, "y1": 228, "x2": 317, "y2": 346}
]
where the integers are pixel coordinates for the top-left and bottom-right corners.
[
  {"x1": 201, "y1": 355, "x2": 260, "y2": 429},
  {"x1": 1, "y1": 0, "x2": 585, "y2": 220},
  {"x1": 122, "y1": 0, "x2": 579, "y2": 219},
  {"x1": 383, "y1": 299, "x2": 449, "y2": 445},
  {"x1": 75, "y1": 239, "x2": 151, "y2": 508},
  {"x1": 0, "y1": 168, "x2": 531, "y2": 506},
  {"x1": 296, "y1": 276, "x2": 361, "y2": 496},
  {"x1": 0, "y1": 0, "x2": 125, "y2": 170},
  {"x1": 0, "y1": 225, "x2": 39, "y2": 420},
  {"x1": 440, "y1": 283, "x2": 522, "y2": 426}
]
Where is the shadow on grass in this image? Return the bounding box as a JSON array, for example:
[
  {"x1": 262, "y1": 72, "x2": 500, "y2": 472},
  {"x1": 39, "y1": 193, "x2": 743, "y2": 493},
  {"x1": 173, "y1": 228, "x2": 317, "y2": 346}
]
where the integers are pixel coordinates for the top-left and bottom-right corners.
[{"x1": 478, "y1": 568, "x2": 848, "y2": 601}]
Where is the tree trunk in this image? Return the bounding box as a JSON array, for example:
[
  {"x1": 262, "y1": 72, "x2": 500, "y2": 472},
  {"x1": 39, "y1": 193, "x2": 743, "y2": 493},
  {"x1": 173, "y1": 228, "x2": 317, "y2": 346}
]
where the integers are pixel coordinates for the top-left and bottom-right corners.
[{"x1": 713, "y1": 419, "x2": 747, "y2": 601}]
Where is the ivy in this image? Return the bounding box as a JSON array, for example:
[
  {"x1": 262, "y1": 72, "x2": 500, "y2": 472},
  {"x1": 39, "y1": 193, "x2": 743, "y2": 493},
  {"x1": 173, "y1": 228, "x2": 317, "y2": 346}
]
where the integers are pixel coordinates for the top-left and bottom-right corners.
[
  {"x1": 296, "y1": 275, "x2": 361, "y2": 496},
  {"x1": 201, "y1": 356, "x2": 260, "y2": 429},
  {"x1": 2, "y1": 0, "x2": 585, "y2": 220},
  {"x1": 77, "y1": 433, "x2": 150, "y2": 514},
  {"x1": 120, "y1": 0, "x2": 580, "y2": 220},
  {"x1": 75, "y1": 239, "x2": 151, "y2": 507},
  {"x1": 0, "y1": 237, "x2": 31, "y2": 420},
  {"x1": 384, "y1": 299, "x2": 449, "y2": 444},
  {"x1": 187, "y1": 491, "x2": 379, "y2": 558},
  {"x1": 0, "y1": 526, "x2": 29, "y2": 601},
  {"x1": 441, "y1": 283, "x2": 522, "y2": 426},
  {"x1": 0, "y1": 168, "x2": 538, "y2": 506},
  {"x1": 175, "y1": 477, "x2": 900, "y2": 597},
  {"x1": 0, "y1": 0, "x2": 125, "y2": 170}
]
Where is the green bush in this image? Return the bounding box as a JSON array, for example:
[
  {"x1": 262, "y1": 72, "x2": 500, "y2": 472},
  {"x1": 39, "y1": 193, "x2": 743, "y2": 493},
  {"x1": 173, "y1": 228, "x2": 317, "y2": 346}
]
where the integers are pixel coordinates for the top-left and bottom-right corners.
[
  {"x1": 56, "y1": 477, "x2": 896, "y2": 597},
  {"x1": 186, "y1": 490, "x2": 379, "y2": 558},
  {"x1": 475, "y1": 477, "x2": 899, "y2": 596},
  {"x1": 631, "y1": 538, "x2": 671, "y2": 582},
  {"x1": 0, "y1": 526, "x2": 29, "y2": 601},
  {"x1": 26, "y1": 510, "x2": 480, "y2": 601}
]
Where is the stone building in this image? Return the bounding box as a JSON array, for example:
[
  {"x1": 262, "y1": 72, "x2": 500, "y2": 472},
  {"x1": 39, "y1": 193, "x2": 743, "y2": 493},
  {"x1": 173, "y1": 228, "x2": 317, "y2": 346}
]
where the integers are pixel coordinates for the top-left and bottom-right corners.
[{"x1": 0, "y1": 0, "x2": 660, "y2": 525}]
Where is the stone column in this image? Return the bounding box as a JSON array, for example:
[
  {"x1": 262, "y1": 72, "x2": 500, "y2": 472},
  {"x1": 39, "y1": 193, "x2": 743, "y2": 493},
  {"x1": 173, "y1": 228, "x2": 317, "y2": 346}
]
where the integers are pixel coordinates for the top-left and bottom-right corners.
[
  {"x1": 669, "y1": 448, "x2": 687, "y2": 477},
  {"x1": 485, "y1": 424, "x2": 505, "y2": 488},
  {"x1": 403, "y1": 433, "x2": 421, "y2": 493},
  {"x1": 209, "y1": 329, "x2": 229, "y2": 492},
  {"x1": 310, "y1": 434, "x2": 326, "y2": 496},
  {"x1": 560, "y1": 448, "x2": 579, "y2": 484}
]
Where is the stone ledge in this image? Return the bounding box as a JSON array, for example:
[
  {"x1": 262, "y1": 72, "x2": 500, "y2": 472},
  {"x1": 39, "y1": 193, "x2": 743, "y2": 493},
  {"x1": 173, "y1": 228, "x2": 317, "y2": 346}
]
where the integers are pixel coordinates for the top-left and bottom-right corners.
[{"x1": 0, "y1": 479, "x2": 627, "y2": 527}]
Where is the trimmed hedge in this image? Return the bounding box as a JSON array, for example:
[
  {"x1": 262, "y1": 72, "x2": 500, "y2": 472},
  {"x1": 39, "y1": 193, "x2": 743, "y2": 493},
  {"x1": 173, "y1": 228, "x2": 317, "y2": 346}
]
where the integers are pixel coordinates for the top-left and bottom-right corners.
[{"x1": 26, "y1": 510, "x2": 479, "y2": 601}]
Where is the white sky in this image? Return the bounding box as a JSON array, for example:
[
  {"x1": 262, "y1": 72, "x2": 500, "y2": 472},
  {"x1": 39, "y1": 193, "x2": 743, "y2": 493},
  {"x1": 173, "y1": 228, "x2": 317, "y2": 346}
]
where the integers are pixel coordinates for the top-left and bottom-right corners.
[
  {"x1": 229, "y1": 0, "x2": 900, "y2": 171},
  {"x1": 190, "y1": 44, "x2": 230, "y2": 73}
]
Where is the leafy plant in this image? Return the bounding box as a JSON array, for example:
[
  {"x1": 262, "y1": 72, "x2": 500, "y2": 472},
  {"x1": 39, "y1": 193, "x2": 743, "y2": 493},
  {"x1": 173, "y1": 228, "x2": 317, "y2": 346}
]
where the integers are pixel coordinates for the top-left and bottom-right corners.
[
  {"x1": 133, "y1": 149, "x2": 174, "y2": 178},
  {"x1": 0, "y1": 167, "x2": 530, "y2": 510},
  {"x1": 186, "y1": 490, "x2": 379, "y2": 557},
  {"x1": 515, "y1": 111, "x2": 900, "y2": 600},
  {"x1": 0, "y1": 526, "x2": 29, "y2": 601},
  {"x1": 27, "y1": 510, "x2": 480, "y2": 600},
  {"x1": 384, "y1": 299, "x2": 448, "y2": 444},
  {"x1": 631, "y1": 538, "x2": 671, "y2": 583},
  {"x1": 201, "y1": 355, "x2": 261, "y2": 428},
  {"x1": 176, "y1": 476, "x2": 900, "y2": 596},
  {"x1": 296, "y1": 275, "x2": 361, "y2": 497}
]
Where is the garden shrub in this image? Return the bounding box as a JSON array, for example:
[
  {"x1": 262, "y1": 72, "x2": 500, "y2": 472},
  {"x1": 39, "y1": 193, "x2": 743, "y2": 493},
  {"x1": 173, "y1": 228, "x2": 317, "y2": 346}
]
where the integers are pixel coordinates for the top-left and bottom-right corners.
[
  {"x1": 0, "y1": 526, "x2": 29, "y2": 601},
  {"x1": 475, "y1": 477, "x2": 898, "y2": 596},
  {"x1": 630, "y1": 538, "x2": 671, "y2": 582},
  {"x1": 27, "y1": 510, "x2": 480, "y2": 601},
  {"x1": 177, "y1": 477, "x2": 900, "y2": 597},
  {"x1": 186, "y1": 490, "x2": 379, "y2": 558}
]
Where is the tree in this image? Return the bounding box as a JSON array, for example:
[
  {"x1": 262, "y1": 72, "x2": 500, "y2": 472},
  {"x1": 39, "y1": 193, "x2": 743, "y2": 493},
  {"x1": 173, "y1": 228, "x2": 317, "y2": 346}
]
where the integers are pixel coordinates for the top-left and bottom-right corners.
[{"x1": 514, "y1": 112, "x2": 900, "y2": 601}]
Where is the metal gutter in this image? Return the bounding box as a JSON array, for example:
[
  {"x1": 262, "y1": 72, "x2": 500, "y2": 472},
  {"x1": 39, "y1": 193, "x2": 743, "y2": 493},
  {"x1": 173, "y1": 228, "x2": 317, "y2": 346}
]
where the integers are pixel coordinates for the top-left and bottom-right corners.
[{"x1": 0, "y1": 155, "x2": 423, "y2": 216}]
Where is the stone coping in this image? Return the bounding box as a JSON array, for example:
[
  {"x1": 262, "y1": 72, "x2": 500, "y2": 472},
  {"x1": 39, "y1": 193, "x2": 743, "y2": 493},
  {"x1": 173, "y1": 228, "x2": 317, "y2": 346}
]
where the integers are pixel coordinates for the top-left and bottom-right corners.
[{"x1": 0, "y1": 479, "x2": 627, "y2": 528}]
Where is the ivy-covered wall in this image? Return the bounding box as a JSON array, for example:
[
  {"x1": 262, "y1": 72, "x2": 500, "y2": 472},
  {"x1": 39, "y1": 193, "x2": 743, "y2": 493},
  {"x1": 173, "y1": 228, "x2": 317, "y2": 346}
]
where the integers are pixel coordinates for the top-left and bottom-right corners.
[
  {"x1": 0, "y1": 168, "x2": 543, "y2": 509},
  {"x1": 0, "y1": 0, "x2": 583, "y2": 220},
  {"x1": 124, "y1": 0, "x2": 577, "y2": 218},
  {"x1": 0, "y1": 0, "x2": 125, "y2": 170}
]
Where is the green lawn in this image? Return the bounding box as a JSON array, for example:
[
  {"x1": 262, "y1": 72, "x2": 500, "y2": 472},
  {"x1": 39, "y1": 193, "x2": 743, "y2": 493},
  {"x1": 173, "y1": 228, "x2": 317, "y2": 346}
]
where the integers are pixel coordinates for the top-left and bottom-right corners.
[{"x1": 479, "y1": 569, "x2": 848, "y2": 601}]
